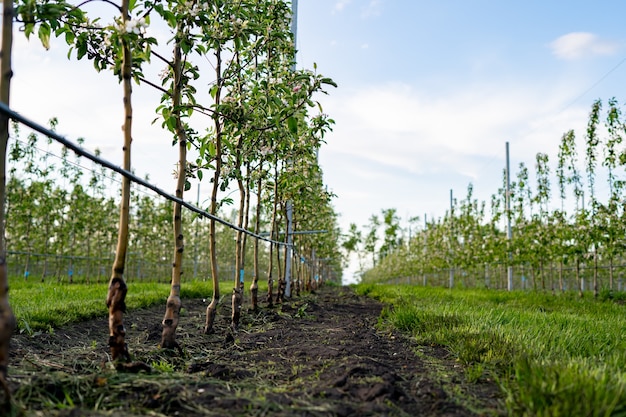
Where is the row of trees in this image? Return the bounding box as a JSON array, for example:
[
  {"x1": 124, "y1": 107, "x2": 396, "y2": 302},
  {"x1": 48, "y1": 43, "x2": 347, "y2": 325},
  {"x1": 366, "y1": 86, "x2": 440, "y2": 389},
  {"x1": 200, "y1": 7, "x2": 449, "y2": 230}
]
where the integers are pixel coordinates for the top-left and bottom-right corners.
[
  {"x1": 6, "y1": 121, "x2": 341, "y2": 286},
  {"x1": 352, "y1": 98, "x2": 626, "y2": 295},
  {"x1": 0, "y1": 0, "x2": 343, "y2": 396}
]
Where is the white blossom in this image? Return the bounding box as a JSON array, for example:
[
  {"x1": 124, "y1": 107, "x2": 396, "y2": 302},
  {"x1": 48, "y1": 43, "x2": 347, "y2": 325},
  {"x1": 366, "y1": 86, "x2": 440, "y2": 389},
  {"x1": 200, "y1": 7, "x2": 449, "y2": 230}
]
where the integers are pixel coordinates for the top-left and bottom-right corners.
[{"x1": 124, "y1": 17, "x2": 148, "y2": 34}]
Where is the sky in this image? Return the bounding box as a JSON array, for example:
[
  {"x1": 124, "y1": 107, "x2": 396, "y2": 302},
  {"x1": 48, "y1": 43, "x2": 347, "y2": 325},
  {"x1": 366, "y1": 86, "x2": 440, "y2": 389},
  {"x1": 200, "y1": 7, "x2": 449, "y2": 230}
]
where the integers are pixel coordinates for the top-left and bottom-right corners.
[{"x1": 9, "y1": 1, "x2": 626, "y2": 283}]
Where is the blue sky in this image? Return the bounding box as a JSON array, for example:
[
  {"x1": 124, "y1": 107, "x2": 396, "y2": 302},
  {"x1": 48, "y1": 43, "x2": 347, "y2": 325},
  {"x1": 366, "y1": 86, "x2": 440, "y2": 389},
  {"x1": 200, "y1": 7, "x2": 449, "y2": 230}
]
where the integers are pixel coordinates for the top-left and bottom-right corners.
[
  {"x1": 296, "y1": 2, "x2": 626, "y2": 267},
  {"x1": 9, "y1": 1, "x2": 626, "y2": 282}
]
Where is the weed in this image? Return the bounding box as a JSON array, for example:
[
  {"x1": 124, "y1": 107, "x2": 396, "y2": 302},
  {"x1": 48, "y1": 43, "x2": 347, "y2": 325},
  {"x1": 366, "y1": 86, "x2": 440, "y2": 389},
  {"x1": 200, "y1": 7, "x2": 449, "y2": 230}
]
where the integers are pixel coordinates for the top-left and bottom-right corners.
[
  {"x1": 151, "y1": 360, "x2": 175, "y2": 373},
  {"x1": 18, "y1": 317, "x2": 33, "y2": 336},
  {"x1": 465, "y1": 363, "x2": 484, "y2": 383},
  {"x1": 296, "y1": 303, "x2": 309, "y2": 318}
]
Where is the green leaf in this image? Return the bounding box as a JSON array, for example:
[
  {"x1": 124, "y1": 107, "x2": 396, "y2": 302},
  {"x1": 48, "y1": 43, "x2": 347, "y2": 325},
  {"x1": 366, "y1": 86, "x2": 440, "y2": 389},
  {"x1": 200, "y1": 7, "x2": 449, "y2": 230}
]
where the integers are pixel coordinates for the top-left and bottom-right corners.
[
  {"x1": 24, "y1": 23, "x2": 35, "y2": 39},
  {"x1": 64, "y1": 29, "x2": 75, "y2": 45},
  {"x1": 287, "y1": 116, "x2": 298, "y2": 134},
  {"x1": 38, "y1": 23, "x2": 51, "y2": 50},
  {"x1": 321, "y1": 77, "x2": 337, "y2": 88},
  {"x1": 209, "y1": 85, "x2": 219, "y2": 99},
  {"x1": 166, "y1": 116, "x2": 177, "y2": 132}
]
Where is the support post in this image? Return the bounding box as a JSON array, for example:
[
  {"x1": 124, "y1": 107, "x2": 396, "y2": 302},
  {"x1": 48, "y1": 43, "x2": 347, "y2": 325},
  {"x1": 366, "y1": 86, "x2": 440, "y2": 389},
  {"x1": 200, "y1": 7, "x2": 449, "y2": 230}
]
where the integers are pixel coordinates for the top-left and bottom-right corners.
[
  {"x1": 449, "y1": 189, "x2": 454, "y2": 289},
  {"x1": 506, "y1": 142, "x2": 513, "y2": 291},
  {"x1": 285, "y1": 201, "x2": 293, "y2": 297}
]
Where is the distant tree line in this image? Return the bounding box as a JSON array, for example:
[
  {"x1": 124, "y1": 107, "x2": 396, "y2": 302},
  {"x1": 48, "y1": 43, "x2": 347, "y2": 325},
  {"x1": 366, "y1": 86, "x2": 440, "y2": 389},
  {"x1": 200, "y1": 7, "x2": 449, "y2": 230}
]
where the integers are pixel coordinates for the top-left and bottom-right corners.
[{"x1": 349, "y1": 98, "x2": 626, "y2": 296}]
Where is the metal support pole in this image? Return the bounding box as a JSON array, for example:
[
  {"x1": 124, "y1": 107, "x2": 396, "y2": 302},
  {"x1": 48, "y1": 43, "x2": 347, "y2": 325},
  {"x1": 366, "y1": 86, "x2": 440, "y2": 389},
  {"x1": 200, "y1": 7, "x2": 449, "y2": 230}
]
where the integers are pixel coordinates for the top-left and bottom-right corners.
[
  {"x1": 423, "y1": 213, "x2": 427, "y2": 286},
  {"x1": 284, "y1": 0, "x2": 297, "y2": 297},
  {"x1": 291, "y1": 0, "x2": 298, "y2": 59},
  {"x1": 285, "y1": 201, "x2": 293, "y2": 297},
  {"x1": 506, "y1": 142, "x2": 513, "y2": 291},
  {"x1": 449, "y1": 189, "x2": 454, "y2": 289}
]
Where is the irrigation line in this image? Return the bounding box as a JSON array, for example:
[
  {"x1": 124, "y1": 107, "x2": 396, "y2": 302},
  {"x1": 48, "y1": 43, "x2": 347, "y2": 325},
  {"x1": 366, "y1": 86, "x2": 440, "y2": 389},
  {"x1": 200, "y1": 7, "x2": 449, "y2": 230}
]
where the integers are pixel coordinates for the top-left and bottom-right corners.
[{"x1": 0, "y1": 102, "x2": 287, "y2": 247}]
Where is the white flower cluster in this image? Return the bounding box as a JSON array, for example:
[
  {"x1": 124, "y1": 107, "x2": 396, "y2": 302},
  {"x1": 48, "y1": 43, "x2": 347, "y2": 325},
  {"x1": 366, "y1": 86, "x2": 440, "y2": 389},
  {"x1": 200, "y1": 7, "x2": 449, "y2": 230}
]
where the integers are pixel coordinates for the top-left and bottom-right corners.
[
  {"x1": 221, "y1": 165, "x2": 232, "y2": 176},
  {"x1": 189, "y1": 2, "x2": 209, "y2": 17},
  {"x1": 124, "y1": 17, "x2": 148, "y2": 34},
  {"x1": 222, "y1": 95, "x2": 237, "y2": 104},
  {"x1": 230, "y1": 14, "x2": 248, "y2": 31}
]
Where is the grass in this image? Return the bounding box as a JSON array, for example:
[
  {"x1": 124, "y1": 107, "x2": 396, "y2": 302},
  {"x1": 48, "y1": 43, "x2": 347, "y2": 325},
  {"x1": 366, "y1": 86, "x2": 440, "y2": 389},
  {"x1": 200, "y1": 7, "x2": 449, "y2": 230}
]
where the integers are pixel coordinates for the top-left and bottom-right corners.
[
  {"x1": 14, "y1": 278, "x2": 626, "y2": 415},
  {"x1": 10, "y1": 278, "x2": 268, "y2": 333},
  {"x1": 356, "y1": 283, "x2": 626, "y2": 416}
]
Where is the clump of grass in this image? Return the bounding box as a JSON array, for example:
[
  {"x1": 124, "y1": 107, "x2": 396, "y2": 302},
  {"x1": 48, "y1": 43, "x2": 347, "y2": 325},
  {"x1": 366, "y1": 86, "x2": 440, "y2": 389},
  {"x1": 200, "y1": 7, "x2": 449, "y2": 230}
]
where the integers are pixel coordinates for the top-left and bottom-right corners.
[{"x1": 505, "y1": 356, "x2": 626, "y2": 417}]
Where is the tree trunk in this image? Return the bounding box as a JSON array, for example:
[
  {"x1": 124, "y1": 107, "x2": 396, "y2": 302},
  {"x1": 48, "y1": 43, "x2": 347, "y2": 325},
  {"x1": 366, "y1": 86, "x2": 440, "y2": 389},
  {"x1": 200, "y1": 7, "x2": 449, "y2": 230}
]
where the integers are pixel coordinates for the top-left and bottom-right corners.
[
  {"x1": 250, "y1": 171, "x2": 262, "y2": 311},
  {"x1": 231, "y1": 136, "x2": 246, "y2": 331},
  {"x1": 265, "y1": 159, "x2": 279, "y2": 308},
  {"x1": 204, "y1": 45, "x2": 223, "y2": 334},
  {"x1": 593, "y1": 247, "x2": 598, "y2": 298},
  {"x1": 106, "y1": 3, "x2": 133, "y2": 362},
  {"x1": 576, "y1": 256, "x2": 583, "y2": 298},
  {"x1": 232, "y1": 181, "x2": 245, "y2": 331},
  {"x1": 609, "y1": 256, "x2": 614, "y2": 292},
  {"x1": 0, "y1": 0, "x2": 16, "y2": 401},
  {"x1": 161, "y1": 29, "x2": 186, "y2": 352},
  {"x1": 275, "y1": 208, "x2": 284, "y2": 304}
]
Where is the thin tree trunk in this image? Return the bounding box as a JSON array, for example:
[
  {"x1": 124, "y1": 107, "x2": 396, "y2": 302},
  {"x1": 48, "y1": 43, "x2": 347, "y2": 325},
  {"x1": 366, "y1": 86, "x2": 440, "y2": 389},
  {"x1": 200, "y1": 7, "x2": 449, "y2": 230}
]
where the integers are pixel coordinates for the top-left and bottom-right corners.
[
  {"x1": 106, "y1": 2, "x2": 133, "y2": 362},
  {"x1": 237, "y1": 160, "x2": 251, "y2": 311},
  {"x1": 609, "y1": 256, "x2": 614, "y2": 292},
  {"x1": 0, "y1": 0, "x2": 16, "y2": 401},
  {"x1": 593, "y1": 247, "x2": 598, "y2": 298},
  {"x1": 577, "y1": 256, "x2": 583, "y2": 298},
  {"x1": 231, "y1": 151, "x2": 245, "y2": 331},
  {"x1": 161, "y1": 28, "x2": 186, "y2": 352},
  {"x1": 242, "y1": 160, "x2": 251, "y2": 284},
  {"x1": 275, "y1": 209, "x2": 284, "y2": 304},
  {"x1": 204, "y1": 45, "x2": 223, "y2": 334},
  {"x1": 250, "y1": 171, "x2": 262, "y2": 311},
  {"x1": 277, "y1": 204, "x2": 289, "y2": 304},
  {"x1": 265, "y1": 159, "x2": 278, "y2": 308}
]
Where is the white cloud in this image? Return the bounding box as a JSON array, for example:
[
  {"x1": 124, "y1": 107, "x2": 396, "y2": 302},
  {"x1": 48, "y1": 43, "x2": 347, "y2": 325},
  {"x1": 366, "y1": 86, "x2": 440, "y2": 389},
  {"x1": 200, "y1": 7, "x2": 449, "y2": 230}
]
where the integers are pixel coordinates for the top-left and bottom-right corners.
[
  {"x1": 333, "y1": 0, "x2": 351, "y2": 13},
  {"x1": 317, "y1": 78, "x2": 593, "y2": 234},
  {"x1": 549, "y1": 32, "x2": 620, "y2": 60},
  {"x1": 361, "y1": 0, "x2": 382, "y2": 18}
]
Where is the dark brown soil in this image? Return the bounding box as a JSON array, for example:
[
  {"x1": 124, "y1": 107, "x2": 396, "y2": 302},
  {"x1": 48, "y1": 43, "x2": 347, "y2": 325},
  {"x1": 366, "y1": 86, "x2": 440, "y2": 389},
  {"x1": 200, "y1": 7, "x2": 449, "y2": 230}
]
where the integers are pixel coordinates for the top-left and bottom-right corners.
[{"x1": 8, "y1": 285, "x2": 504, "y2": 416}]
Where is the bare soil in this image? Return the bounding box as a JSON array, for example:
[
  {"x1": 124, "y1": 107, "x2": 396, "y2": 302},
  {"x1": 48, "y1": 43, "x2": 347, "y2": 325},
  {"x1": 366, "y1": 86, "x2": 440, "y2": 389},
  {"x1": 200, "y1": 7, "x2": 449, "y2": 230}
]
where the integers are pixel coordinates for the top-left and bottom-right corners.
[{"x1": 8, "y1": 285, "x2": 504, "y2": 416}]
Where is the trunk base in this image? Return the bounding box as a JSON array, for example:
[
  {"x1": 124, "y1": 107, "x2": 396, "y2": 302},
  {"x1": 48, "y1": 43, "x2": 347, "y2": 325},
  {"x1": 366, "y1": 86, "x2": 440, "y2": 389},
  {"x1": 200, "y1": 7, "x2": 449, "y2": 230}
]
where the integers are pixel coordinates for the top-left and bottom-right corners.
[
  {"x1": 161, "y1": 295, "x2": 183, "y2": 354},
  {"x1": 266, "y1": 278, "x2": 274, "y2": 308},
  {"x1": 0, "y1": 298, "x2": 15, "y2": 403},
  {"x1": 250, "y1": 278, "x2": 259, "y2": 312},
  {"x1": 204, "y1": 300, "x2": 218, "y2": 334},
  {"x1": 106, "y1": 277, "x2": 130, "y2": 362},
  {"x1": 276, "y1": 279, "x2": 286, "y2": 304},
  {"x1": 231, "y1": 287, "x2": 243, "y2": 332}
]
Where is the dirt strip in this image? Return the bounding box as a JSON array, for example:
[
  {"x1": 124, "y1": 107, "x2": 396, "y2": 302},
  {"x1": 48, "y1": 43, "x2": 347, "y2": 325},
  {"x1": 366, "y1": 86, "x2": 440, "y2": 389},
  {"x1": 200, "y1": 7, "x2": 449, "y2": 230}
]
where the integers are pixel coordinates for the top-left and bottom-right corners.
[{"x1": 8, "y1": 285, "x2": 503, "y2": 416}]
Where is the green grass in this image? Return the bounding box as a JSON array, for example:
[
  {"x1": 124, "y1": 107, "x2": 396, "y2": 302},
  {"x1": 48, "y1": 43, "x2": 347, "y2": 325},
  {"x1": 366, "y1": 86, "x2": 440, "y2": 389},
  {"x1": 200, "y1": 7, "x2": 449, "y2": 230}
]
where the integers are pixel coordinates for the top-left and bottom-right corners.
[
  {"x1": 356, "y1": 283, "x2": 626, "y2": 416},
  {"x1": 10, "y1": 278, "x2": 267, "y2": 333}
]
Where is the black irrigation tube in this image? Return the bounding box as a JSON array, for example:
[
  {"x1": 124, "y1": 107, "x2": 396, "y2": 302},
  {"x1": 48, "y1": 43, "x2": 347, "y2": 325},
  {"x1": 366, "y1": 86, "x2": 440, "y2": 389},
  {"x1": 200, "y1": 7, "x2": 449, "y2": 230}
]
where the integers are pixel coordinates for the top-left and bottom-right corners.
[{"x1": 0, "y1": 102, "x2": 288, "y2": 247}]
